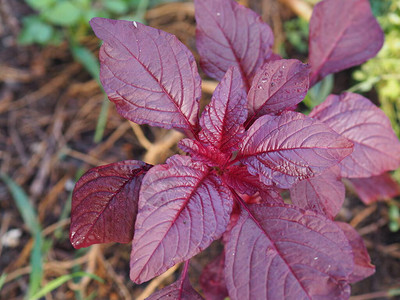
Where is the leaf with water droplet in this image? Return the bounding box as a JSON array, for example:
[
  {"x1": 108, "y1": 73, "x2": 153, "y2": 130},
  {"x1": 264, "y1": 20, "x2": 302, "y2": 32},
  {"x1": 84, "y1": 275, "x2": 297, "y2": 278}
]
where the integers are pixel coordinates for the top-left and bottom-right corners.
[
  {"x1": 238, "y1": 111, "x2": 353, "y2": 188},
  {"x1": 247, "y1": 59, "x2": 310, "y2": 122}
]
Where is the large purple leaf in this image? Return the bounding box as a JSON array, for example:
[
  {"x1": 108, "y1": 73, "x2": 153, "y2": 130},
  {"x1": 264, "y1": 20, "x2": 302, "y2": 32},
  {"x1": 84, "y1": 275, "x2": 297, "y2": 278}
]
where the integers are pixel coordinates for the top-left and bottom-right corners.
[
  {"x1": 199, "y1": 253, "x2": 228, "y2": 300},
  {"x1": 90, "y1": 18, "x2": 201, "y2": 136},
  {"x1": 130, "y1": 155, "x2": 233, "y2": 283},
  {"x1": 310, "y1": 92, "x2": 400, "y2": 178},
  {"x1": 290, "y1": 166, "x2": 345, "y2": 219},
  {"x1": 348, "y1": 173, "x2": 400, "y2": 205},
  {"x1": 194, "y1": 0, "x2": 274, "y2": 89},
  {"x1": 199, "y1": 67, "x2": 247, "y2": 153},
  {"x1": 308, "y1": 0, "x2": 384, "y2": 85},
  {"x1": 336, "y1": 222, "x2": 375, "y2": 283},
  {"x1": 238, "y1": 111, "x2": 353, "y2": 189},
  {"x1": 70, "y1": 160, "x2": 151, "y2": 249},
  {"x1": 147, "y1": 270, "x2": 203, "y2": 300},
  {"x1": 247, "y1": 59, "x2": 310, "y2": 121},
  {"x1": 225, "y1": 203, "x2": 353, "y2": 299}
]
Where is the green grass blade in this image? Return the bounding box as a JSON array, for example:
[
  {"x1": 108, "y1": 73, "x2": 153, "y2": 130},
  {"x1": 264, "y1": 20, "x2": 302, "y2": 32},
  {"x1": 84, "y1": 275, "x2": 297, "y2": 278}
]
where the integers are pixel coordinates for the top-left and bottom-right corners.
[
  {"x1": 93, "y1": 97, "x2": 110, "y2": 143},
  {"x1": 0, "y1": 273, "x2": 7, "y2": 291},
  {"x1": 29, "y1": 232, "x2": 43, "y2": 298},
  {"x1": 0, "y1": 173, "x2": 44, "y2": 297},
  {"x1": 0, "y1": 173, "x2": 40, "y2": 233},
  {"x1": 71, "y1": 45, "x2": 100, "y2": 82},
  {"x1": 389, "y1": 288, "x2": 400, "y2": 297},
  {"x1": 30, "y1": 272, "x2": 103, "y2": 300},
  {"x1": 71, "y1": 44, "x2": 109, "y2": 143}
]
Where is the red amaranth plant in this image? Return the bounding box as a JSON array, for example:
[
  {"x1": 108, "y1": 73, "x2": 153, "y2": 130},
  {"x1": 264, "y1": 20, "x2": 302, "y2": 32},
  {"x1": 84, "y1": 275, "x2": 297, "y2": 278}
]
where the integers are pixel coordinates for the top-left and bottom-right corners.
[{"x1": 70, "y1": 0, "x2": 400, "y2": 298}]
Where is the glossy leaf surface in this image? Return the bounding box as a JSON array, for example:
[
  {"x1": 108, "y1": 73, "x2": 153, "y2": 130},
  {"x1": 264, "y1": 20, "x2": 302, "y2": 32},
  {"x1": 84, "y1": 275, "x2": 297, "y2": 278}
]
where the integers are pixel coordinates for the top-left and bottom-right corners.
[
  {"x1": 238, "y1": 111, "x2": 353, "y2": 188},
  {"x1": 225, "y1": 204, "x2": 353, "y2": 299},
  {"x1": 247, "y1": 59, "x2": 310, "y2": 120},
  {"x1": 336, "y1": 222, "x2": 375, "y2": 283},
  {"x1": 310, "y1": 93, "x2": 400, "y2": 178},
  {"x1": 194, "y1": 0, "x2": 273, "y2": 89},
  {"x1": 199, "y1": 67, "x2": 247, "y2": 153},
  {"x1": 308, "y1": 0, "x2": 384, "y2": 85},
  {"x1": 349, "y1": 173, "x2": 400, "y2": 205},
  {"x1": 290, "y1": 166, "x2": 345, "y2": 219},
  {"x1": 199, "y1": 254, "x2": 228, "y2": 300},
  {"x1": 130, "y1": 156, "x2": 233, "y2": 283},
  {"x1": 90, "y1": 18, "x2": 201, "y2": 135},
  {"x1": 147, "y1": 271, "x2": 203, "y2": 299},
  {"x1": 70, "y1": 161, "x2": 151, "y2": 249}
]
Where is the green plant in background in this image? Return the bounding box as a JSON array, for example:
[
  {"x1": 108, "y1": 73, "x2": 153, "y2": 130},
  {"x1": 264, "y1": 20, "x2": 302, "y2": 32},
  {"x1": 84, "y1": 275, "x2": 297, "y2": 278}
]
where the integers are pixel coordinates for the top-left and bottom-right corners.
[
  {"x1": 19, "y1": 0, "x2": 151, "y2": 46},
  {"x1": 349, "y1": 0, "x2": 400, "y2": 233},
  {"x1": 282, "y1": 0, "x2": 400, "y2": 231},
  {"x1": 352, "y1": 0, "x2": 400, "y2": 138},
  {"x1": 352, "y1": 0, "x2": 400, "y2": 187},
  {"x1": 19, "y1": 0, "x2": 156, "y2": 142}
]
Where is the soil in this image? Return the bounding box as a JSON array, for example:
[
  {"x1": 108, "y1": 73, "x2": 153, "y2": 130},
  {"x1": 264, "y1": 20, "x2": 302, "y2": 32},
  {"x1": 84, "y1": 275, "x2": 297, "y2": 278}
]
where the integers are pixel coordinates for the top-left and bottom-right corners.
[{"x1": 0, "y1": 0, "x2": 399, "y2": 299}]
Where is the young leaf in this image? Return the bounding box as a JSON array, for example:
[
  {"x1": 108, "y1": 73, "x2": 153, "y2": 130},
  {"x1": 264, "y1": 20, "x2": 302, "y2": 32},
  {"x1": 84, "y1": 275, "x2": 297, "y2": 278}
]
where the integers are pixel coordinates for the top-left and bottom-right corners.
[
  {"x1": 199, "y1": 67, "x2": 247, "y2": 153},
  {"x1": 90, "y1": 18, "x2": 201, "y2": 136},
  {"x1": 222, "y1": 165, "x2": 283, "y2": 204},
  {"x1": 238, "y1": 111, "x2": 353, "y2": 189},
  {"x1": 178, "y1": 139, "x2": 230, "y2": 167},
  {"x1": 290, "y1": 166, "x2": 345, "y2": 219},
  {"x1": 308, "y1": 0, "x2": 384, "y2": 85},
  {"x1": 70, "y1": 160, "x2": 151, "y2": 249},
  {"x1": 310, "y1": 93, "x2": 400, "y2": 178},
  {"x1": 348, "y1": 173, "x2": 400, "y2": 205},
  {"x1": 225, "y1": 203, "x2": 353, "y2": 299},
  {"x1": 199, "y1": 254, "x2": 228, "y2": 300},
  {"x1": 194, "y1": 0, "x2": 273, "y2": 89},
  {"x1": 130, "y1": 155, "x2": 233, "y2": 284},
  {"x1": 336, "y1": 222, "x2": 375, "y2": 283},
  {"x1": 147, "y1": 269, "x2": 203, "y2": 300},
  {"x1": 247, "y1": 59, "x2": 310, "y2": 121}
]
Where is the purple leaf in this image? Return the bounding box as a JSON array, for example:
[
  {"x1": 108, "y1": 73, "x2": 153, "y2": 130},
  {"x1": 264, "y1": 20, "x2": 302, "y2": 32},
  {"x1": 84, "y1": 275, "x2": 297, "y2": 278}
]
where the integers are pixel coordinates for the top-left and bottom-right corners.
[
  {"x1": 70, "y1": 160, "x2": 151, "y2": 249},
  {"x1": 238, "y1": 111, "x2": 353, "y2": 189},
  {"x1": 308, "y1": 0, "x2": 384, "y2": 85},
  {"x1": 247, "y1": 59, "x2": 310, "y2": 121},
  {"x1": 199, "y1": 253, "x2": 228, "y2": 300},
  {"x1": 194, "y1": 0, "x2": 274, "y2": 89},
  {"x1": 310, "y1": 93, "x2": 400, "y2": 178},
  {"x1": 199, "y1": 67, "x2": 247, "y2": 153},
  {"x1": 130, "y1": 155, "x2": 233, "y2": 283},
  {"x1": 222, "y1": 165, "x2": 283, "y2": 204},
  {"x1": 178, "y1": 139, "x2": 230, "y2": 167},
  {"x1": 225, "y1": 203, "x2": 353, "y2": 299},
  {"x1": 348, "y1": 173, "x2": 400, "y2": 205},
  {"x1": 147, "y1": 269, "x2": 203, "y2": 300},
  {"x1": 90, "y1": 18, "x2": 201, "y2": 136},
  {"x1": 290, "y1": 166, "x2": 345, "y2": 219},
  {"x1": 336, "y1": 222, "x2": 375, "y2": 283}
]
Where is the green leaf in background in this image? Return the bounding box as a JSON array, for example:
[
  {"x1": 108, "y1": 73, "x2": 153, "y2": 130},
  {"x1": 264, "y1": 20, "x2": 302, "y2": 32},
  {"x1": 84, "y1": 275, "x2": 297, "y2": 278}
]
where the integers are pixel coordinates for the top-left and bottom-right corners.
[
  {"x1": 18, "y1": 16, "x2": 54, "y2": 45},
  {"x1": 30, "y1": 272, "x2": 103, "y2": 300},
  {"x1": 284, "y1": 17, "x2": 309, "y2": 54},
  {"x1": 25, "y1": 0, "x2": 56, "y2": 10},
  {"x1": 103, "y1": 0, "x2": 129, "y2": 14},
  {"x1": 42, "y1": 1, "x2": 81, "y2": 26},
  {"x1": 0, "y1": 173, "x2": 43, "y2": 297},
  {"x1": 303, "y1": 74, "x2": 334, "y2": 109},
  {"x1": 389, "y1": 202, "x2": 400, "y2": 232},
  {"x1": 71, "y1": 45, "x2": 100, "y2": 81}
]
